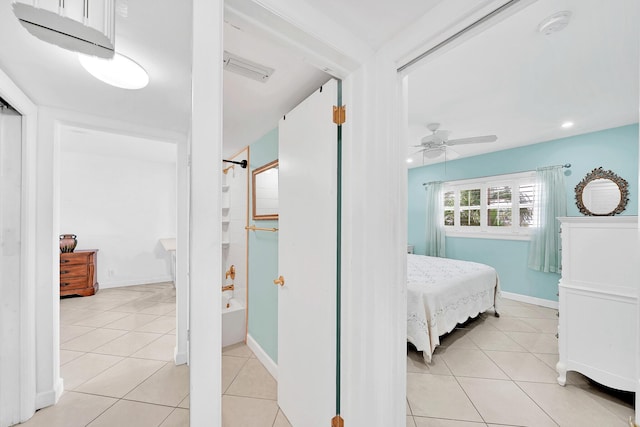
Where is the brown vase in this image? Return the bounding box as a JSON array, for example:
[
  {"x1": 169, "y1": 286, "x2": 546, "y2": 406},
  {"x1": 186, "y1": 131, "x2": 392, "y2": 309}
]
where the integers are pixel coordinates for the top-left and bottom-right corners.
[{"x1": 60, "y1": 234, "x2": 77, "y2": 253}]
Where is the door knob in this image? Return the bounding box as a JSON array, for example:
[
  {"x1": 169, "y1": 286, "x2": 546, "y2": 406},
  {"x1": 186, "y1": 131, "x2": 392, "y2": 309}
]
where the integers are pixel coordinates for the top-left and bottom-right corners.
[{"x1": 273, "y1": 275, "x2": 285, "y2": 287}]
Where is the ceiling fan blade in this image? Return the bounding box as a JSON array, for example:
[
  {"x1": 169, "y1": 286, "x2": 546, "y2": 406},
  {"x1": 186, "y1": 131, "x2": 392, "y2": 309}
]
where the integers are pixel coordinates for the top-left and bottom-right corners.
[{"x1": 446, "y1": 135, "x2": 497, "y2": 146}]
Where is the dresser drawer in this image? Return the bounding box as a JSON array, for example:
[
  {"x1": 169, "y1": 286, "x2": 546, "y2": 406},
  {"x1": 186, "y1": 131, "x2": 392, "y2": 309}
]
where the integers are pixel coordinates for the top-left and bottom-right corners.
[
  {"x1": 60, "y1": 263, "x2": 89, "y2": 278},
  {"x1": 59, "y1": 249, "x2": 98, "y2": 297},
  {"x1": 60, "y1": 277, "x2": 90, "y2": 290},
  {"x1": 60, "y1": 251, "x2": 94, "y2": 266}
]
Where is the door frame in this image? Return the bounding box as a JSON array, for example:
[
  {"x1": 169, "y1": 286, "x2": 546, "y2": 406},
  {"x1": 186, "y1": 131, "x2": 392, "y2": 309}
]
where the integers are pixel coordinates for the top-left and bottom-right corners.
[
  {"x1": 2, "y1": 0, "x2": 546, "y2": 425},
  {"x1": 215, "y1": 1, "x2": 538, "y2": 425},
  {"x1": 0, "y1": 68, "x2": 37, "y2": 425}
]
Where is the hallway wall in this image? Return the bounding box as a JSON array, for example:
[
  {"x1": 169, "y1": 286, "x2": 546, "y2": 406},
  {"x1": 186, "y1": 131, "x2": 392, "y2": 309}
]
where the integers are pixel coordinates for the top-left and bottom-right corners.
[{"x1": 60, "y1": 131, "x2": 177, "y2": 288}]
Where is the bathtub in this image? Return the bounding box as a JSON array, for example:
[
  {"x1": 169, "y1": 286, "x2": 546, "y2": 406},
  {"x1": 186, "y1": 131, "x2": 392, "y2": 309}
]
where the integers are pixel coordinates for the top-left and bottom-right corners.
[{"x1": 222, "y1": 296, "x2": 246, "y2": 347}]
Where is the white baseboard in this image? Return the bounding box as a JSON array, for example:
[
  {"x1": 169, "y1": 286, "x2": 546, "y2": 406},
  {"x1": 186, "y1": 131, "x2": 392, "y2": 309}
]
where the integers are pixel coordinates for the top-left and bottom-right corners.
[
  {"x1": 246, "y1": 334, "x2": 278, "y2": 380},
  {"x1": 501, "y1": 291, "x2": 559, "y2": 309},
  {"x1": 100, "y1": 276, "x2": 173, "y2": 289},
  {"x1": 35, "y1": 377, "x2": 63, "y2": 410},
  {"x1": 174, "y1": 347, "x2": 188, "y2": 365}
]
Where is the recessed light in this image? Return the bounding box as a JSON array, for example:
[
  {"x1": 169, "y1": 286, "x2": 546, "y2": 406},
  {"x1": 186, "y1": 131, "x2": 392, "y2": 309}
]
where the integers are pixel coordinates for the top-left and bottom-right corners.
[
  {"x1": 78, "y1": 52, "x2": 149, "y2": 90},
  {"x1": 406, "y1": 158, "x2": 414, "y2": 163},
  {"x1": 561, "y1": 121, "x2": 574, "y2": 129}
]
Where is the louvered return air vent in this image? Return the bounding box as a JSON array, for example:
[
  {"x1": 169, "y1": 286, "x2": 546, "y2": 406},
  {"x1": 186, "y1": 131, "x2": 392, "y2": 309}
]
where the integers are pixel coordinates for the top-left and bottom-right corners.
[
  {"x1": 12, "y1": 0, "x2": 116, "y2": 58},
  {"x1": 223, "y1": 51, "x2": 274, "y2": 83}
]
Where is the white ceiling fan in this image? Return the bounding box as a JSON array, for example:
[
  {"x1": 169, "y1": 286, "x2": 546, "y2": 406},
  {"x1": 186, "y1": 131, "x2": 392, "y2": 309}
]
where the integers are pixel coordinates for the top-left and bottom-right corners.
[{"x1": 413, "y1": 123, "x2": 498, "y2": 160}]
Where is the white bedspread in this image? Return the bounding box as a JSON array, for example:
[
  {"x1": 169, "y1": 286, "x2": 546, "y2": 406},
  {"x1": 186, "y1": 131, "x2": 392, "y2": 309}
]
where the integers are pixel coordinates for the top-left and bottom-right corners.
[{"x1": 407, "y1": 254, "x2": 499, "y2": 363}]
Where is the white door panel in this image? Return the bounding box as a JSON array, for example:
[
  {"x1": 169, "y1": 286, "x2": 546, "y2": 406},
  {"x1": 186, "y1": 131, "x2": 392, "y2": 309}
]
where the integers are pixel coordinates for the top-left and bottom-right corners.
[
  {"x1": 0, "y1": 107, "x2": 23, "y2": 427},
  {"x1": 278, "y1": 78, "x2": 337, "y2": 427}
]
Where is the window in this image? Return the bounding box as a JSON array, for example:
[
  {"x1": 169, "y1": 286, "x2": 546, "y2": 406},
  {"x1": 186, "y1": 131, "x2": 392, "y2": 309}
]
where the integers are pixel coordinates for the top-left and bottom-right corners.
[
  {"x1": 487, "y1": 185, "x2": 511, "y2": 227},
  {"x1": 460, "y1": 189, "x2": 481, "y2": 226},
  {"x1": 443, "y1": 172, "x2": 536, "y2": 240}
]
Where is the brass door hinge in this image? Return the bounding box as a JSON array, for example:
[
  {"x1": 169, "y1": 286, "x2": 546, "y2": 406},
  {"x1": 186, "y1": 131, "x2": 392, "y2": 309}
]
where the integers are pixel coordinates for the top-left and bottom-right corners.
[
  {"x1": 333, "y1": 105, "x2": 346, "y2": 125},
  {"x1": 331, "y1": 415, "x2": 344, "y2": 427}
]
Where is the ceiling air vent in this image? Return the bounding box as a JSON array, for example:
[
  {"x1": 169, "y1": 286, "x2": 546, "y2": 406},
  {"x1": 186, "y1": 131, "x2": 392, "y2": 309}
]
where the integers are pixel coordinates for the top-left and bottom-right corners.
[{"x1": 223, "y1": 51, "x2": 274, "y2": 83}]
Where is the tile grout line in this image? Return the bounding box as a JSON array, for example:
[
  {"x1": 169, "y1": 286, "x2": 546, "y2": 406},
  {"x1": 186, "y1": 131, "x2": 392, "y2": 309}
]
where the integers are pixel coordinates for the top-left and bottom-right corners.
[
  {"x1": 439, "y1": 349, "x2": 488, "y2": 426},
  {"x1": 221, "y1": 355, "x2": 251, "y2": 394},
  {"x1": 470, "y1": 308, "x2": 562, "y2": 427}
]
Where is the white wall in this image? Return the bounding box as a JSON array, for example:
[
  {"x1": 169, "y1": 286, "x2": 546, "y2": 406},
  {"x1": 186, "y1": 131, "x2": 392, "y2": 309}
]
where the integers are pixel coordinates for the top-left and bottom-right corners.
[{"x1": 60, "y1": 129, "x2": 177, "y2": 288}]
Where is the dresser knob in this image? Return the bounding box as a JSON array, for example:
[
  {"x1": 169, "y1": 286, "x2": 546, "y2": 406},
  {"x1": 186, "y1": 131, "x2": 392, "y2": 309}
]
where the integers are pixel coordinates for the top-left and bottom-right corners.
[
  {"x1": 61, "y1": 270, "x2": 69, "y2": 274},
  {"x1": 61, "y1": 283, "x2": 70, "y2": 287},
  {"x1": 61, "y1": 259, "x2": 70, "y2": 264}
]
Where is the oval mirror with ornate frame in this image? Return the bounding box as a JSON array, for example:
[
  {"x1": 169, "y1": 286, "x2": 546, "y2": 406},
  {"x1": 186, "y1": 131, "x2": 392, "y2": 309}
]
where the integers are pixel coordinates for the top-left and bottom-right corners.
[
  {"x1": 575, "y1": 167, "x2": 629, "y2": 216},
  {"x1": 252, "y1": 159, "x2": 279, "y2": 220}
]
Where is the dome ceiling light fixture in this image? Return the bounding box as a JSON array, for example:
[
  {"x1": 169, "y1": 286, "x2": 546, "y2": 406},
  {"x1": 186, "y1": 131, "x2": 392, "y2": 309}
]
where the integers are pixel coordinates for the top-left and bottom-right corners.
[
  {"x1": 537, "y1": 11, "x2": 572, "y2": 36},
  {"x1": 78, "y1": 52, "x2": 149, "y2": 90},
  {"x1": 13, "y1": 0, "x2": 116, "y2": 58}
]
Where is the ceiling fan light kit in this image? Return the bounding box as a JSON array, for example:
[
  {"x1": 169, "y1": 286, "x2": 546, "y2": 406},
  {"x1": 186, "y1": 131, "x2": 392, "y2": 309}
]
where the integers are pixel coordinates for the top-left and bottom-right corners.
[{"x1": 413, "y1": 123, "x2": 498, "y2": 160}]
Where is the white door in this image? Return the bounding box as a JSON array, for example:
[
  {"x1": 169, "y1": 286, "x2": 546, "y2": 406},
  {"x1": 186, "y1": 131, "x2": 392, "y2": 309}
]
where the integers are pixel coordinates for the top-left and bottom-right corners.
[{"x1": 278, "y1": 79, "x2": 338, "y2": 427}]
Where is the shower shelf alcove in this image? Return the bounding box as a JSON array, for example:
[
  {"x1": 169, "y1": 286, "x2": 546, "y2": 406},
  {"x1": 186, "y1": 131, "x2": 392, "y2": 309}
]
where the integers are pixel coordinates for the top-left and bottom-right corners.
[{"x1": 220, "y1": 161, "x2": 247, "y2": 348}]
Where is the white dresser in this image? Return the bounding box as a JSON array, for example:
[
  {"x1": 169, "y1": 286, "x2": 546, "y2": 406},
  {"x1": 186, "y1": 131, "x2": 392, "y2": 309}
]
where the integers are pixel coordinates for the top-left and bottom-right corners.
[{"x1": 556, "y1": 216, "x2": 639, "y2": 420}]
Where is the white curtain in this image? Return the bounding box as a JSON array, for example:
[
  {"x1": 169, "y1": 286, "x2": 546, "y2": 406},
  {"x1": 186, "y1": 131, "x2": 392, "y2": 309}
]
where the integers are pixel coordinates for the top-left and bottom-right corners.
[
  {"x1": 528, "y1": 166, "x2": 567, "y2": 272},
  {"x1": 424, "y1": 182, "x2": 445, "y2": 257}
]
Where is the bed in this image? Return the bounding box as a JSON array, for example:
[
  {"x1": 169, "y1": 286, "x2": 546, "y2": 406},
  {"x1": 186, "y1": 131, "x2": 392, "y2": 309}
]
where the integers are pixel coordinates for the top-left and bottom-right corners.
[{"x1": 407, "y1": 254, "x2": 500, "y2": 363}]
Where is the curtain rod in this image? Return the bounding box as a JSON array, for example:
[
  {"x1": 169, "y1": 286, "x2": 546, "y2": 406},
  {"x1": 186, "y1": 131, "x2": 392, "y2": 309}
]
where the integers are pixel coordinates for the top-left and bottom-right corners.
[
  {"x1": 423, "y1": 163, "x2": 571, "y2": 185},
  {"x1": 222, "y1": 159, "x2": 247, "y2": 168}
]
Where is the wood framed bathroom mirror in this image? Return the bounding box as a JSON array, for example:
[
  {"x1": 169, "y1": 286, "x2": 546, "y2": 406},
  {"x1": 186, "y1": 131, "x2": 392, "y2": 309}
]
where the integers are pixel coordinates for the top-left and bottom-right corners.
[
  {"x1": 575, "y1": 167, "x2": 629, "y2": 216},
  {"x1": 252, "y1": 159, "x2": 279, "y2": 220}
]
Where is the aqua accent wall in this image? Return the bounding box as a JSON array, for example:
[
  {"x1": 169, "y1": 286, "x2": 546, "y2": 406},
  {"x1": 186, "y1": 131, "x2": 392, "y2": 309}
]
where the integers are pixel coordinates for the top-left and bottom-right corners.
[
  {"x1": 248, "y1": 128, "x2": 279, "y2": 362},
  {"x1": 408, "y1": 124, "x2": 639, "y2": 302}
]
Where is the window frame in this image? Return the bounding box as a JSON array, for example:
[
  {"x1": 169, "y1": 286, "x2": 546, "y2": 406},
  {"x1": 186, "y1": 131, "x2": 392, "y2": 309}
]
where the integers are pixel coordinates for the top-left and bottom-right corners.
[{"x1": 443, "y1": 171, "x2": 536, "y2": 241}]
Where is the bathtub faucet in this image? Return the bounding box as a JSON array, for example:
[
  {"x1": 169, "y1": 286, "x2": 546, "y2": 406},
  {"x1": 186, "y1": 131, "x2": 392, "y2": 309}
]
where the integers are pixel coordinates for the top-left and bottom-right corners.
[{"x1": 225, "y1": 265, "x2": 236, "y2": 280}]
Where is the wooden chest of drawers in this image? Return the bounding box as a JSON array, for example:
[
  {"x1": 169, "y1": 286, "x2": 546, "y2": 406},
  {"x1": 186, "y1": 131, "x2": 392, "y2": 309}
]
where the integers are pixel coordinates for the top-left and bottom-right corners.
[{"x1": 60, "y1": 250, "x2": 98, "y2": 297}]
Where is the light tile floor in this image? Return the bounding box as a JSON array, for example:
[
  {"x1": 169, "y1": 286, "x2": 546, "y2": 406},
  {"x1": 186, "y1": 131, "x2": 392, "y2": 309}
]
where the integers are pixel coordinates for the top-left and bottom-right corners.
[
  {"x1": 407, "y1": 297, "x2": 635, "y2": 427},
  {"x1": 17, "y1": 283, "x2": 292, "y2": 427},
  {"x1": 17, "y1": 284, "x2": 635, "y2": 426}
]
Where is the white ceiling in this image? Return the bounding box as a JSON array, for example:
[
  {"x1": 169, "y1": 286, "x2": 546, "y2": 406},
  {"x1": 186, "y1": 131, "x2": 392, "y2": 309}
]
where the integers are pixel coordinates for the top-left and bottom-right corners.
[
  {"x1": 0, "y1": 0, "x2": 329, "y2": 155},
  {"x1": 0, "y1": 0, "x2": 637, "y2": 164},
  {"x1": 303, "y1": 0, "x2": 443, "y2": 50},
  {"x1": 407, "y1": 0, "x2": 639, "y2": 167},
  {"x1": 0, "y1": 0, "x2": 193, "y2": 134},
  {"x1": 222, "y1": 22, "x2": 329, "y2": 155}
]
